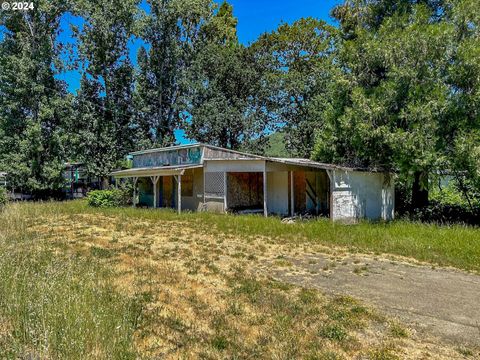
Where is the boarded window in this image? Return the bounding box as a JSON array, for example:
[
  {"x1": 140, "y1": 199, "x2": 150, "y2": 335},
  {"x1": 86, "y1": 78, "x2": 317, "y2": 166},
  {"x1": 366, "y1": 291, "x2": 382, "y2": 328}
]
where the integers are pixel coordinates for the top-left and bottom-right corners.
[{"x1": 227, "y1": 172, "x2": 263, "y2": 209}]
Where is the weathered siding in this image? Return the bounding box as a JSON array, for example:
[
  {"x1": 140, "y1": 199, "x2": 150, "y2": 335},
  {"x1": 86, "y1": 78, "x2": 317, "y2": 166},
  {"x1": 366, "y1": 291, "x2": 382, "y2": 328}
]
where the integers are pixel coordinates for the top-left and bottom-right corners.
[
  {"x1": 133, "y1": 146, "x2": 202, "y2": 168},
  {"x1": 267, "y1": 171, "x2": 289, "y2": 215},
  {"x1": 203, "y1": 147, "x2": 259, "y2": 160},
  {"x1": 331, "y1": 170, "x2": 394, "y2": 222},
  {"x1": 204, "y1": 159, "x2": 265, "y2": 173},
  {"x1": 227, "y1": 172, "x2": 263, "y2": 210},
  {"x1": 293, "y1": 171, "x2": 306, "y2": 213},
  {"x1": 182, "y1": 167, "x2": 204, "y2": 211}
]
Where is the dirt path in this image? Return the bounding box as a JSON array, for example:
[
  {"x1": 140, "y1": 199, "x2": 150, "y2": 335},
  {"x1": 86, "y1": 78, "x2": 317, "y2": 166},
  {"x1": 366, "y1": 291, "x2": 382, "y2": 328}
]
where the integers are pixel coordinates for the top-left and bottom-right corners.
[{"x1": 268, "y1": 253, "x2": 480, "y2": 349}]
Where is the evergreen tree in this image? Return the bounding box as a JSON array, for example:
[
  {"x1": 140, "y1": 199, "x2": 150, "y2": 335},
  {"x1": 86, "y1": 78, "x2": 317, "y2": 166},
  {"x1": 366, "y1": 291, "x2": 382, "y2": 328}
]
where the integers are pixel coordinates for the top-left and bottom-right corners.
[
  {"x1": 134, "y1": 0, "x2": 216, "y2": 148},
  {"x1": 312, "y1": 0, "x2": 479, "y2": 208},
  {"x1": 0, "y1": 0, "x2": 72, "y2": 196},
  {"x1": 252, "y1": 18, "x2": 336, "y2": 157},
  {"x1": 183, "y1": 2, "x2": 270, "y2": 150},
  {"x1": 72, "y1": 75, "x2": 117, "y2": 182},
  {"x1": 72, "y1": 0, "x2": 137, "y2": 183}
]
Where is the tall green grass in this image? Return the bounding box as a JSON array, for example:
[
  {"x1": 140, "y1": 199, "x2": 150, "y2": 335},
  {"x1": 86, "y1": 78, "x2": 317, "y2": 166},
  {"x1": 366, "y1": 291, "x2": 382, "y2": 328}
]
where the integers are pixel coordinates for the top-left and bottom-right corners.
[
  {"x1": 8, "y1": 200, "x2": 480, "y2": 272},
  {"x1": 0, "y1": 205, "x2": 141, "y2": 359},
  {"x1": 48, "y1": 200, "x2": 479, "y2": 272}
]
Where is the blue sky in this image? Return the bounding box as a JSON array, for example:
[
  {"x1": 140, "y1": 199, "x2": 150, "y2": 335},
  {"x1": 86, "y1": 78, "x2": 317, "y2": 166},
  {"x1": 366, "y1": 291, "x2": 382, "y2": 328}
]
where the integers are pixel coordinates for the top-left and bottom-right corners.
[
  {"x1": 58, "y1": 0, "x2": 341, "y2": 93},
  {"x1": 56, "y1": 0, "x2": 341, "y2": 143},
  {"x1": 227, "y1": 0, "x2": 340, "y2": 44}
]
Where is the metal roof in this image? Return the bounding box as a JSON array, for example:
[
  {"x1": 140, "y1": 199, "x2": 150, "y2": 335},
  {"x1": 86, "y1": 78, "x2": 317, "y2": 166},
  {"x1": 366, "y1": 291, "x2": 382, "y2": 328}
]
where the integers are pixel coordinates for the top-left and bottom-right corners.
[
  {"x1": 268, "y1": 158, "x2": 381, "y2": 172},
  {"x1": 111, "y1": 164, "x2": 202, "y2": 178}
]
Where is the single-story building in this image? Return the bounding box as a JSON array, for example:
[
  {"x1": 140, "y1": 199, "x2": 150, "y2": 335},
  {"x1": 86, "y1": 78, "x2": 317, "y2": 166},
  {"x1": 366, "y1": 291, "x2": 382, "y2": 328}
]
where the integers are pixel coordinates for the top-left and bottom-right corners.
[{"x1": 111, "y1": 143, "x2": 394, "y2": 222}]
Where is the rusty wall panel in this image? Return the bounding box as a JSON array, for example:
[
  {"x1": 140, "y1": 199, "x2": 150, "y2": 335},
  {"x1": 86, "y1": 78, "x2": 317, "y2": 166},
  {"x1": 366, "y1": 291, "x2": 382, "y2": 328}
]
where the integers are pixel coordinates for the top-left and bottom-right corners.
[
  {"x1": 227, "y1": 172, "x2": 263, "y2": 209},
  {"x1": 133, "y1": 146, "x2": 202, "y2": 168},
  {"x1": 181, "y1": 169, "x2": 194, "y2": 197},
  {"x1": 160, "y1": 176, "x2": 174, "y2": 208},
  {"x1": 294, "y1": 171, "x2": 306, "y2": 213},
  {"x1": 318, "y1": 171, "x2": 329, "y2": 215}
]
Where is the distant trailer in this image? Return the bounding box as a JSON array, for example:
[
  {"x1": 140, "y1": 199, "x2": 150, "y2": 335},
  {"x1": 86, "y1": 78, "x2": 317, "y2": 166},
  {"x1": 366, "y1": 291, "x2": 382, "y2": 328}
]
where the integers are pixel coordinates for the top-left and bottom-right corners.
[{"x1": 111, "y1": 144, "x2": 394, "y2": 222}]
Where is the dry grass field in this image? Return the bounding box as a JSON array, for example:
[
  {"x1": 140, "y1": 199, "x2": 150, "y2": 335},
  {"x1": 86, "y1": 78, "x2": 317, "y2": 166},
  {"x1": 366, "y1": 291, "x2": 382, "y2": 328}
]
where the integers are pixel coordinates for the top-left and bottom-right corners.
[{"x1": 0, "y1": 201, "x2": 478, "y2": 359}]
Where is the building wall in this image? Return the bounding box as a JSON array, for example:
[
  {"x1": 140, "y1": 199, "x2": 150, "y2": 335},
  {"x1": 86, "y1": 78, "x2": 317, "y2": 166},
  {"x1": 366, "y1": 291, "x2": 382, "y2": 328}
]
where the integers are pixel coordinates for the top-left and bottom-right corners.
[
  {"x1": 137, "y1": 168, "x2": 204, "y2": 211},
  {"x1": 203, "y1": 147, "x2": 259, "y2": 160},
  {"x1": 331, "y1": 170, "x2": 394, "y2": 222},
  {"x1": 138, "y1": 178, "x2": 154, "y2": 207},
  {"x1": 267, "y1": 171, "x2": 289, "y2": 215},
  {"x1": 184, "y1": 167, "x2": 204, "y2": 211}
]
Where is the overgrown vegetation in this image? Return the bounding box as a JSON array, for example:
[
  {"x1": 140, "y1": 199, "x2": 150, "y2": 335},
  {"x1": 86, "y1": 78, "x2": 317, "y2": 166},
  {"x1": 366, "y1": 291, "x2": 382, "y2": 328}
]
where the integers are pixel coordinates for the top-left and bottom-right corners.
[
  {"x1": 396, "y1": 178, "x2": 480, "y2": 225},
  {"x1": 73, "y1": 202, "x2": 480, "y2": 272},
  {"x1": 0, "y1": 187, "x2": 7, "y2": 208},
  {"x1": 0, "y1": 204, "x2": 140, "y2": 359},
  {"x1": 87, "y1": 189, "x2": 131, "y2": 208},
  {"x1": 1, "y1": 201, "x2": 476, "y2": 358}
]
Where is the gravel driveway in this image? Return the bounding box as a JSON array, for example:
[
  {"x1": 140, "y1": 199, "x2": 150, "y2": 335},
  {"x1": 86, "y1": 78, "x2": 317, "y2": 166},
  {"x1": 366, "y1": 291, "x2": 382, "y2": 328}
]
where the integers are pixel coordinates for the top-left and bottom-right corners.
[{"x1": 270, "y1": 253, "x2": 480, "y2": 348}]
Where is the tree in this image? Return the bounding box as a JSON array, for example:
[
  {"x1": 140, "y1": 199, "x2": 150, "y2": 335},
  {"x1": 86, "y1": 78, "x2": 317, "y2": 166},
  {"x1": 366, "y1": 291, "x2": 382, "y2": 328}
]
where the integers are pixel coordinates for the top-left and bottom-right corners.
[
  {"x1": 445, "y1": 0, "x2": 480, "y2": 207},
  {"x1": 0, "y1": 0, "x2": 72, "y2": 196},
  {"x1": 183, "y1": 1, "x2": 270, "y2": 150},
  {"x1": 72, "y1": 75, "x2": 117, "y2": 182},
  {"x1": 134, "y1": 0, "x2": 216, "y2": 148},
  {"x1": 311, "y1": 0, "x2": 473, "y2": 209},
  {"x1": 252, "y1": 18, "x2": 336, "y2": 157},
  {"x1": 72, "y1": 0, "x2": 138, "y2": 184}
]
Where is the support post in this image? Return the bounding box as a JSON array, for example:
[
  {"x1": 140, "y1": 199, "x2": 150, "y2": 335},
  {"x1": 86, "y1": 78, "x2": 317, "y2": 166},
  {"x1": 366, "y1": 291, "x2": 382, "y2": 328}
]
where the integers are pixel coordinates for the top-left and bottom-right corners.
[
  {"x1": 203, "y1": 170, "x2": 206, "y2": 211},
  {"x1": 263, "y1": 164, "x2": 268, "y2": 217},
  {"x1": 176, "y1": 174, "x2": 182, "y2": 214},
  {"x1": 132, "y1": 177, "x2": 138, "y2": 208},
  {"x1": 150, "y1": 176, "x2": 159, "y2": 208},
  {"x1": 290, "y1": 171, "x2": 294, "y2": 216},
  {"x1": 223, "y1": 172, "x2": 227, "y2": 212}
]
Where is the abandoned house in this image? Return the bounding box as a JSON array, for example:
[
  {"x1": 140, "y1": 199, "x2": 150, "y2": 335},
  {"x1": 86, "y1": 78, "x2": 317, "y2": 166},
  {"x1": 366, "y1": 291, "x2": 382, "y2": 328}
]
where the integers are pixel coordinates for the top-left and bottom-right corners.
[{"x1": 111, "y1": 144, "x2": 395, "y2": 222}]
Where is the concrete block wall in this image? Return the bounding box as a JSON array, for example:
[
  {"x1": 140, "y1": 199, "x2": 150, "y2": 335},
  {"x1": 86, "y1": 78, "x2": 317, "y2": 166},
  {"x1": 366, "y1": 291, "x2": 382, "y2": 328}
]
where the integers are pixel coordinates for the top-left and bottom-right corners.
[{"x1": 331, "y1": 170, "x2": 394, "y2": 222}]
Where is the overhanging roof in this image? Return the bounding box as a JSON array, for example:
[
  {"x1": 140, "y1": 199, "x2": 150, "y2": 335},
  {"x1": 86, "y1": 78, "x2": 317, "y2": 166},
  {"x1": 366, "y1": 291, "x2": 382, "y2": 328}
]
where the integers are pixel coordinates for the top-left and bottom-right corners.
[
  {"x1": 111, "y1": 164, "x2": 202, "y2": 178},
  {"x1": 269, "y1": 158, "x2": 384, "y2": 172}
]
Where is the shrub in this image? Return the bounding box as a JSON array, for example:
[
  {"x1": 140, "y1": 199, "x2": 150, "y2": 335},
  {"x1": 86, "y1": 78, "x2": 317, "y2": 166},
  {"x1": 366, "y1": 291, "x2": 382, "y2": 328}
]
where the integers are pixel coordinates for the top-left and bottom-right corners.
[
  {"x1": 411, "y1": 201, "x2": 480, "y2": 226},
  {"x1": 87, "y1": 189, "x2": 130, "y2": 208},
  {"x1": 0, "y1": 187, "x2": 7, "y2": 208}
]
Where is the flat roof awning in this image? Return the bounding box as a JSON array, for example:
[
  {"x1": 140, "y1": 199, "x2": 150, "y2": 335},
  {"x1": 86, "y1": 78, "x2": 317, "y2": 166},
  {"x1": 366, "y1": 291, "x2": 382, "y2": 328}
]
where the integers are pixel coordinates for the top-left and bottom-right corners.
[{"x1": 110, "y1": 164, "x2": 202, "y2": 178}]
